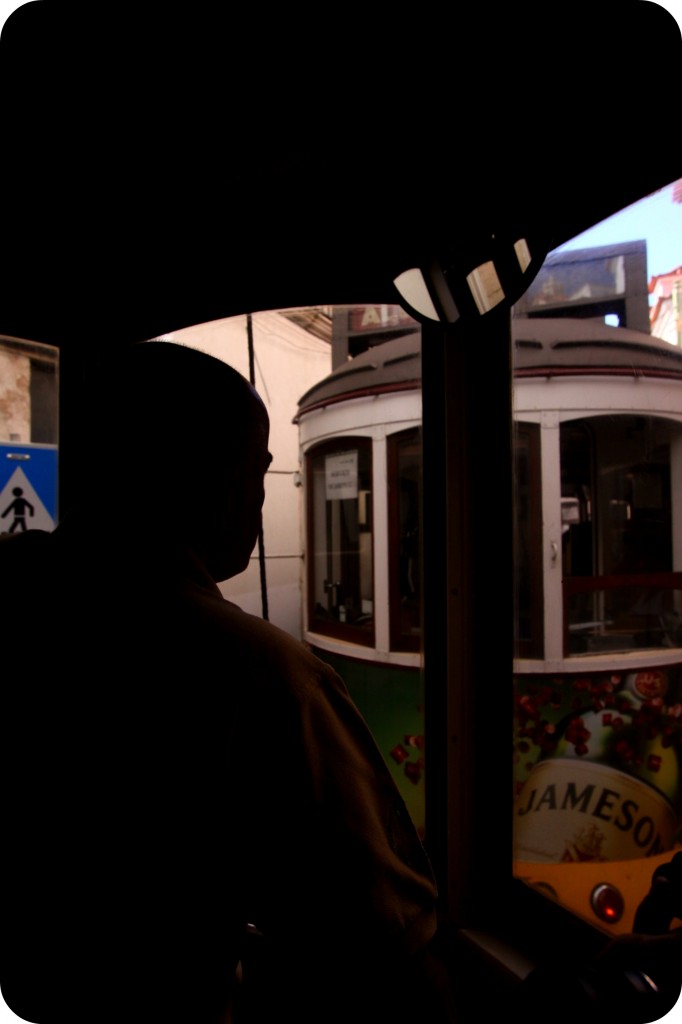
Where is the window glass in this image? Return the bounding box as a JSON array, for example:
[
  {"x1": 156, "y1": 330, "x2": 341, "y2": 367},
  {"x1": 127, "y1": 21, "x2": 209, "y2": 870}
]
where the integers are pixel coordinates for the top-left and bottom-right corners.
[
  {"x1": 388, "y1": 427, "x2": 422, "y2": 653},
  {"x1": 514, "y1": 422, "x2": 543, "y2": 659},
  {"x1": 562, "y1": 415, "x2": 682, "y2": 656},
  {"x1": 512, "y1": 180, "x2": 682, "y2": 935},
  {"x1": 307, "y1": 438, "x2": 374, "y2": 644}
]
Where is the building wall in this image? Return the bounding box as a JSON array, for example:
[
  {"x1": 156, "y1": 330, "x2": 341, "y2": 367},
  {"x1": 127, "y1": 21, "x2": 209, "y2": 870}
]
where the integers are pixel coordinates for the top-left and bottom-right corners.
[
  {"x1": 0, "y1": 347, "x2": 31, "y2": 442},
  {"x1": 650, "y1": 267, "x2": 682, "y2": 347}
]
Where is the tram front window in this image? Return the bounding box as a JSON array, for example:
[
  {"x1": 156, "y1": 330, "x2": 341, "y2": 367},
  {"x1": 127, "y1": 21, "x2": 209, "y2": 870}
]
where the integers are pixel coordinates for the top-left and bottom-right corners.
[
  {"x1": 307, "y1": 438, "x2": 374, "y2": 643},
  {"x1": 389, "y1": 427, "x2": 422, "y2": 653},
  {"x1": 562, "y1": 415, "x2": 682, "y2": 655}
]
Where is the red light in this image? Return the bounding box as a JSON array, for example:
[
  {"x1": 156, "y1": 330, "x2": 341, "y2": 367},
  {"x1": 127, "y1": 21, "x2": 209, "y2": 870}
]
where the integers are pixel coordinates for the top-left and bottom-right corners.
[{"x1": 591, "y1": 882, "x2": 625, "y2": 924}]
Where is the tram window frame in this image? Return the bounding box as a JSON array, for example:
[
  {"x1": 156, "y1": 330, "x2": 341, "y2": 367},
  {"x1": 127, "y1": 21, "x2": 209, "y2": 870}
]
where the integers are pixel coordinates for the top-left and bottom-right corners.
[{"x1": 305, "y1": 436, "x2": 375, "y2": 646}]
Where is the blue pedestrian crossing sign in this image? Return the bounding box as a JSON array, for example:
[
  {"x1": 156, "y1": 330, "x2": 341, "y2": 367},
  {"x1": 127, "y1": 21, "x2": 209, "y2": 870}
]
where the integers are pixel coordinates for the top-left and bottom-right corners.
[{"x1": 0, "y1": 443, "x2": 58, "y2": 534}]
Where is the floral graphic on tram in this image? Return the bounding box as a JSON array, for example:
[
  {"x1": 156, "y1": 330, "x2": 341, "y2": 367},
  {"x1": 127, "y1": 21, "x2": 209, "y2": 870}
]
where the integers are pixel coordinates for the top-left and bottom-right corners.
[{"x1": 390, "y1": 732, "x2": 425, "y2": 785}]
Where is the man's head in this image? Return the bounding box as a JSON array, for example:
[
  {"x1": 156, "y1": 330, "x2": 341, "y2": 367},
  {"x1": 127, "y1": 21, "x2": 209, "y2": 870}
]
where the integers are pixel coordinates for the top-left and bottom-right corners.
[{"x1": 82, "y1": 341, "x2": 272, "y2": 581}]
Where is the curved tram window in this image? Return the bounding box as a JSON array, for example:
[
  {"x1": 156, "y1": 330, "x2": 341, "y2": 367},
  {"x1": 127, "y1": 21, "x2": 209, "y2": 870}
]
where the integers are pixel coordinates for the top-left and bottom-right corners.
[
  {"x1": 307, "y1": 438, "x2": 374, "y2": 645},
  {"x1": 388, "y1": 427, "x2": 422, "y2": 653}
]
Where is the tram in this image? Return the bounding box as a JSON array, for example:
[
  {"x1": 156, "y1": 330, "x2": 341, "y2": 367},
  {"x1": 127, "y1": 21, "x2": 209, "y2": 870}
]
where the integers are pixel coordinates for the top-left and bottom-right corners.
[{"x1": 296, "y1": 305, "x2": 682, "y2": 936}]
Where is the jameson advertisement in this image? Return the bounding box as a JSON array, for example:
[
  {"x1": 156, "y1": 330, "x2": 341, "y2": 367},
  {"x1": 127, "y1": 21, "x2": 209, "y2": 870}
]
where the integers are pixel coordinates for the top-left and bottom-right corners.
[{"x1": 514, "y1": 668, "x2": 682, "y2": 864}]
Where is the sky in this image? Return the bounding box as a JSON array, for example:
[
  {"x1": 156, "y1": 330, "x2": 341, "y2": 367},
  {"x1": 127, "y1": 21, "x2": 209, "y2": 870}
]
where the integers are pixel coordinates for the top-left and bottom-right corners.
[
  {"x1": 0, "y1": 3, "x2": 680, "y2": 1024},
  {"x1": 556, "y1": 178, "x2": 682, "y2": 281}
]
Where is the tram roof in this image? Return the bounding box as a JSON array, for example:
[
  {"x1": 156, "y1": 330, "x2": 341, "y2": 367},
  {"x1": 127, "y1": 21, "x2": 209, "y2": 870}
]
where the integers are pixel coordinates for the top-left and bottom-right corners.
[
  {"x1": 513, "y1": 317, "x2": 682, "y2": 380},
  {"x1": 296, "y1": 319, "x2": 682, "y2": 415}
]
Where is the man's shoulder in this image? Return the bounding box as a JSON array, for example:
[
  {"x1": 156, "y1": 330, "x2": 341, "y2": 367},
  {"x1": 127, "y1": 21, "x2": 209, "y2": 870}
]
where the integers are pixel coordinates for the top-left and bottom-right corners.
[
  {"x1": 216, "y1": 600, "x2": 327, "y2": 676},
  {"x1": 178, "y1": 579, "x2": 333, "y2": 684}
]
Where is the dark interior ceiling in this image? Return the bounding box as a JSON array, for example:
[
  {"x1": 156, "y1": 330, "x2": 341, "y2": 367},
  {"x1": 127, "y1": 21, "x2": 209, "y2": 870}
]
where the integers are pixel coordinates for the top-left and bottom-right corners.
[{"x1": 0, "y1": 2, "x2": 680, "y2": 349}]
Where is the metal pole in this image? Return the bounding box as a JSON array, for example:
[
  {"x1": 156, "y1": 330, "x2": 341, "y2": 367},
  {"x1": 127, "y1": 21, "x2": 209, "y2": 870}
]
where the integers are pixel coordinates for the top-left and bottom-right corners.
[{"x1": 247, "y1": 313, "x2": 269, "y2": 620}]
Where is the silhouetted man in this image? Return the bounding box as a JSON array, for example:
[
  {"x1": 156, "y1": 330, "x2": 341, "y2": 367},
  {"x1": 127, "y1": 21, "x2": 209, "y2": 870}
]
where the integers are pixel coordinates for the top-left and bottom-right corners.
[{"x1": 0, "y1": 342, "x2": 454, "y2": 1024}]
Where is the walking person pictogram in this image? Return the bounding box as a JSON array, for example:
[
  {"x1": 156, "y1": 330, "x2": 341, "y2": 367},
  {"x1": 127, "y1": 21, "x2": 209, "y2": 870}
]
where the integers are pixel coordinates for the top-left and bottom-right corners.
[{"x1": 1, "y1": 486, "x2": 35, "y2": 533}]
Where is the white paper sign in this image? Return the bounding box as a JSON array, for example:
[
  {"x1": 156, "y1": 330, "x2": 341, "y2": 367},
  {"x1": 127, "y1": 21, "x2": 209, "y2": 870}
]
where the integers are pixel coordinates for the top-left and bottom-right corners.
[{"x1": 325, "y1": 450, "x2": 358, "y2": 500}]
